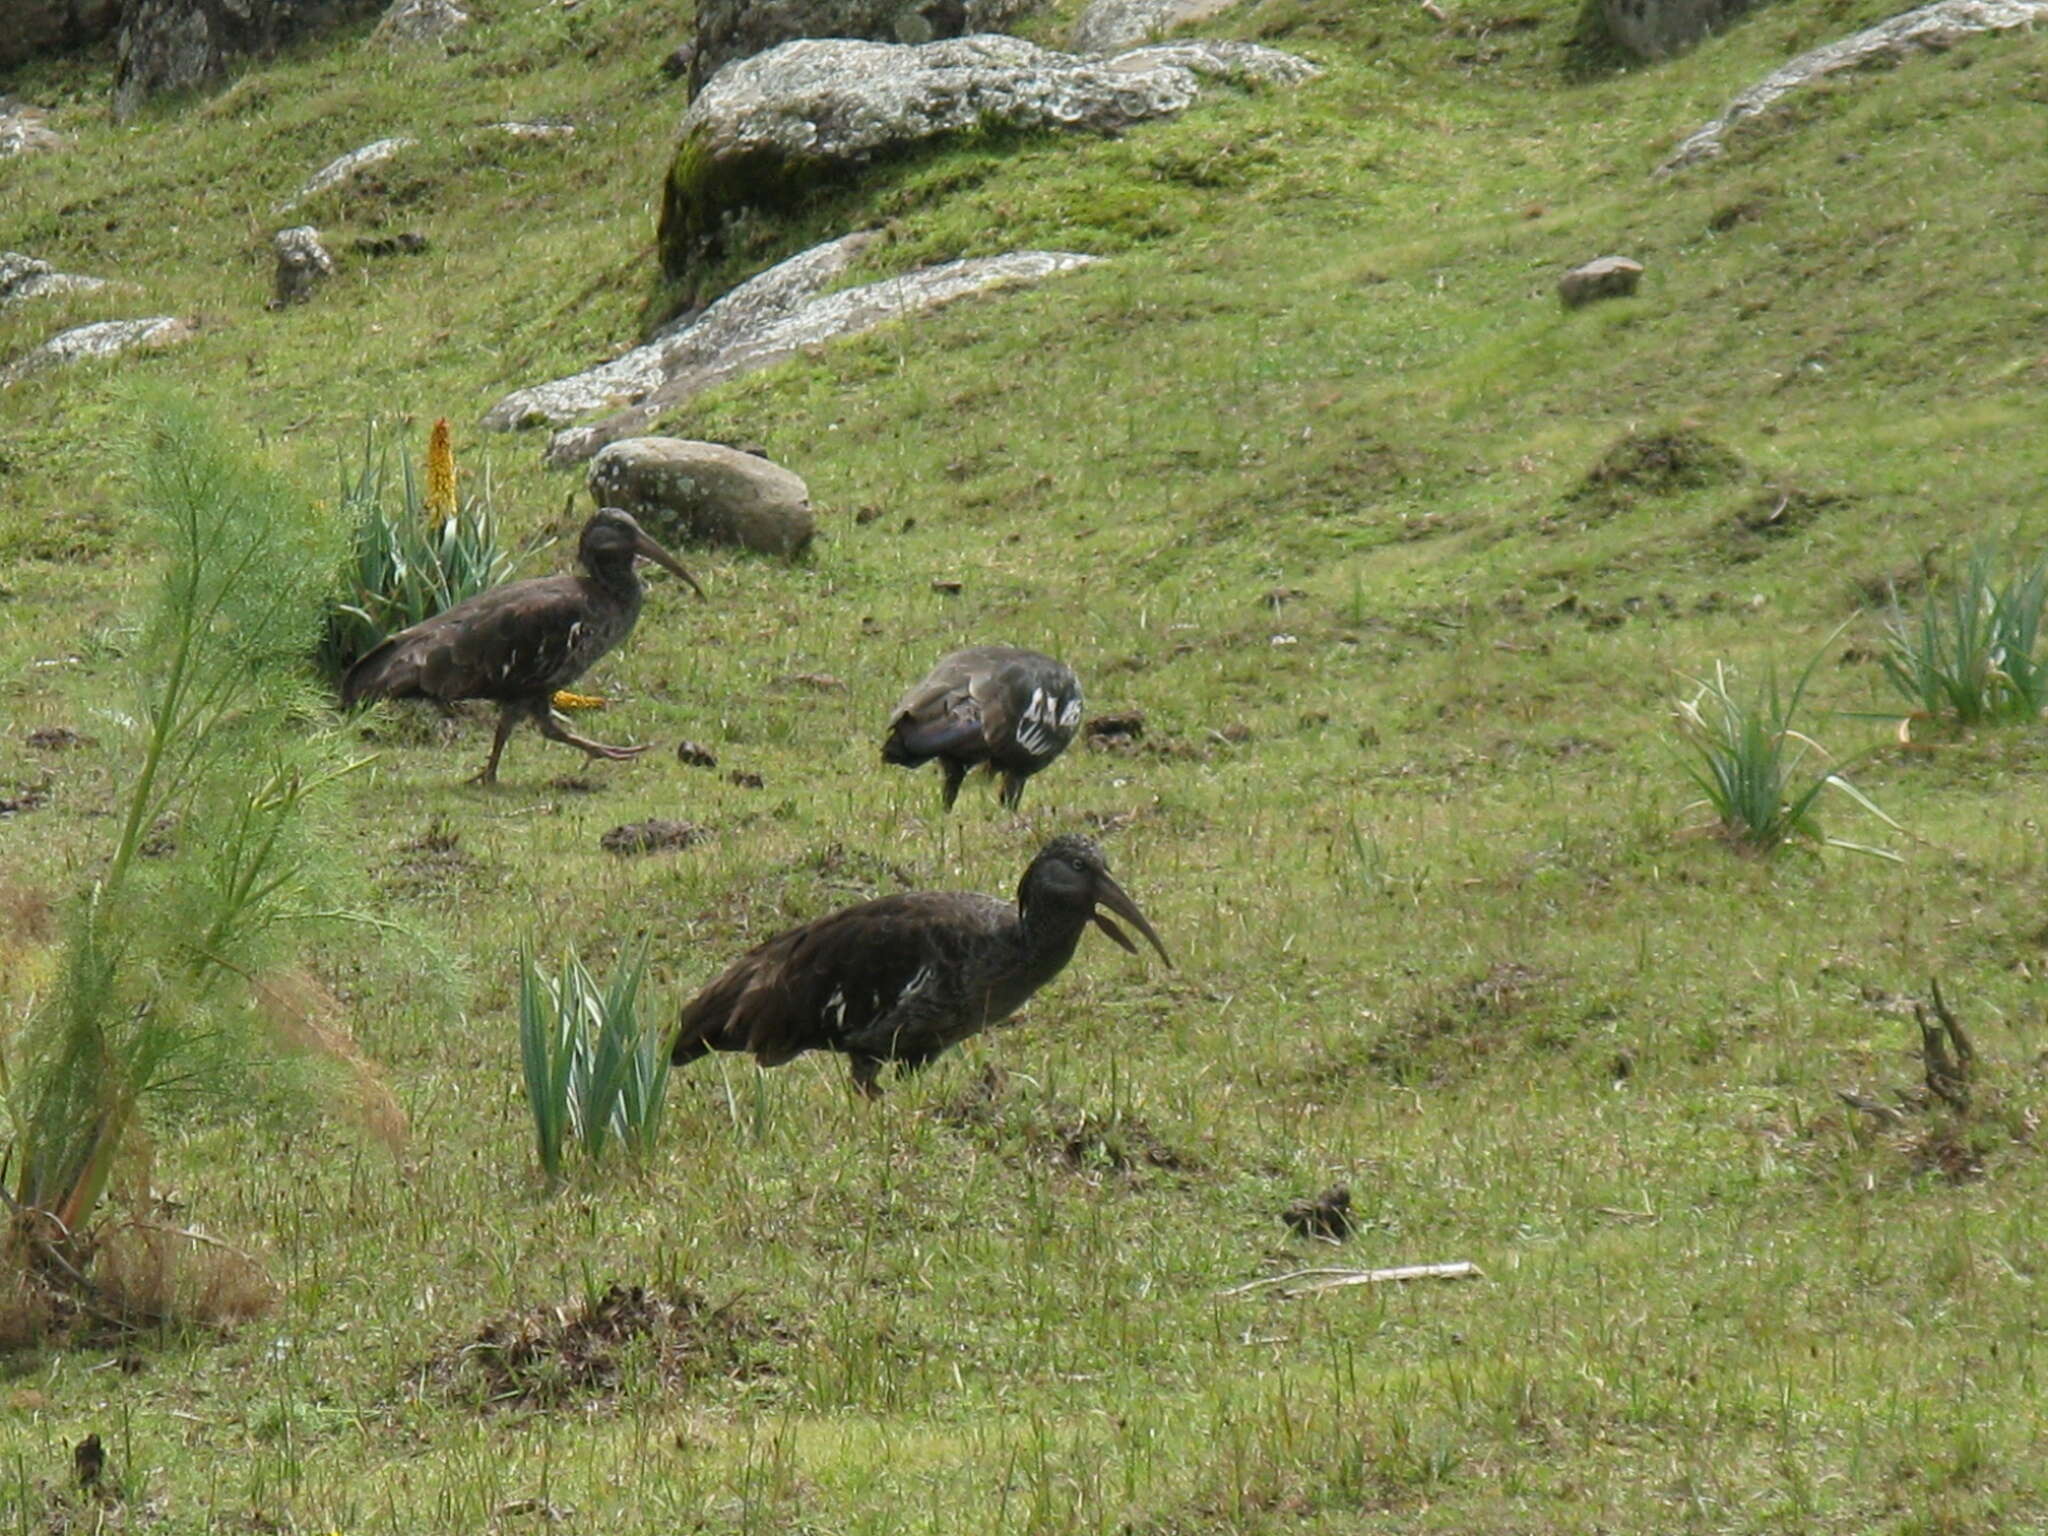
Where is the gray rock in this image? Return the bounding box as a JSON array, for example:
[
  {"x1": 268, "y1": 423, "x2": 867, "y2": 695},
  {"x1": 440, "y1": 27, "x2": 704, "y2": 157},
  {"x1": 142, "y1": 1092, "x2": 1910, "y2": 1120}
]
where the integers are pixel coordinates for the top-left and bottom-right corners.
[
  {"x1": 541, "y1": 247, "x2": 1103, "y2": 466},
  {"x1": 664, "y1": 33, "x2": 1317, "y2": 271},
  {"x1": 272, "y1": 227, "x2": 336, "y2": 306},
  {"x1": 1070, "y1": 0, "x2": 1245, "y2": 54},
  {"x1": 483, "y1": 120, "x2": 577, "y2": 140},
  {"x1": 0, "y1": 253, "x2": 111, "y2": 307},
  {"x1": 0, "y1": 99, "x2": 66, "y2": 158},
  {"x1": 2, "y1": 1, "x2": 122, "y2": 72},
  {"x1": 687, "y1": 0, "x2": 1040, "y2": 97},
  {"x1": 1558, "y1": 255, "x2": 1643, "y2": 308},
  {"x1": 1657, "y1": 0, "x2": 2048, "y2": 175},
  {"x1": 371, "y1": 0, "x2": 470, "y2": 46},
  {"x1": 588, "y1": 439, "x2": 816, "y2": 558},
  {"x1": 1, "y1": 317, "x2": 196, "y2": 387},
  {"x1": 114, "y1": 0, "x2": 384, "y2": 122},
  {"x1": 484, "y1": 231, "x2": 879, "y2": 431},
  {"x1": 1600, "y1": 0, "x2": 1752, "y2": 60},
  {"x1": 280, "y1": 136, "x2": 418, "y2": 211}
]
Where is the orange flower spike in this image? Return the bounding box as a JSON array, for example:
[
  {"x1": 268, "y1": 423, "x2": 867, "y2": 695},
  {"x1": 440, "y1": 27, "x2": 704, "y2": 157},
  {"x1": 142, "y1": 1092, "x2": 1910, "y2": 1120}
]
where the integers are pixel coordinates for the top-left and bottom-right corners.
[
  {"x1": 424, "y1": 417, "x2": 456, "y2": 523},
  {"x1": 552, "y1": 690, "x2": 607, "y2": 712}
]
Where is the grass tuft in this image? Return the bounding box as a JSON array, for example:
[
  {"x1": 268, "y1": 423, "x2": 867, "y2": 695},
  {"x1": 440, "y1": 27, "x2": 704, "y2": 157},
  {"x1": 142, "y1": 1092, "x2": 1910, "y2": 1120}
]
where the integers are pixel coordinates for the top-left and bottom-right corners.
[{"x1": 1880, "y1": 540, "x2": 2048, "y2": 730}]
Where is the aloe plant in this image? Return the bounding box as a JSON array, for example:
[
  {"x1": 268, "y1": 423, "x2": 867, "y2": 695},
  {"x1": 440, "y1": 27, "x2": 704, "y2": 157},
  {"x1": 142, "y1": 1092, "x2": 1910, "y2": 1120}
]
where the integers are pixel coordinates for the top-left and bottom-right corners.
[
  {"x1": 1881, "y1": 542, "x2": 2048, "y2": 729},
  {"x1": 518, "y1": 943, "x2": 668, "y2": 1187}
]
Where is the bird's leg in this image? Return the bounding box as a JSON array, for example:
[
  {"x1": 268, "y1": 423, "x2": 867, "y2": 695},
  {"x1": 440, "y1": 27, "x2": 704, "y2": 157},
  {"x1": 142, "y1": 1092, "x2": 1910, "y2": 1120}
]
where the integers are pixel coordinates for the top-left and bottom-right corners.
[
  {"x1": 535, "y1": 708, "x2": 651, "y2": 762},
  {"x1": 998, "y1": 771, "x2": 1027, "y2": 811},
  {"x1": 471, "y1": 705, "x2": 522, "y2": 785},
  {"x1": 847, "y1": 1056, "x2": 885, "y2": 1101},
  {"x1": 938, "y1": 758, "x2": 967, "y2": 811}
]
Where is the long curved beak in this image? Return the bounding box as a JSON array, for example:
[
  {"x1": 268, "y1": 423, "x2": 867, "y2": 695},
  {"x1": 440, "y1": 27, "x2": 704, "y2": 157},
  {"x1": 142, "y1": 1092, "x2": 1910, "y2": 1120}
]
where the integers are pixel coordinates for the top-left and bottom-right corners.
[
  {"x1": 1092, "y1": 873, "x2": 1172, "y2": 967},
  {"x1": 633, "y1": 528, "x2": 706, "y2": 600}
]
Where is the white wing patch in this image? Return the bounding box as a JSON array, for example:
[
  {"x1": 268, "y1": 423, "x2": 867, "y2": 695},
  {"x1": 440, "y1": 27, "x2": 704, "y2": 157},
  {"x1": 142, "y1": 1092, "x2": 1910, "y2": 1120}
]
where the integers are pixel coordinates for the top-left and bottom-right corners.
[{"x1": 1015, "y1": 686, "x2": 1082, "y2": 757}]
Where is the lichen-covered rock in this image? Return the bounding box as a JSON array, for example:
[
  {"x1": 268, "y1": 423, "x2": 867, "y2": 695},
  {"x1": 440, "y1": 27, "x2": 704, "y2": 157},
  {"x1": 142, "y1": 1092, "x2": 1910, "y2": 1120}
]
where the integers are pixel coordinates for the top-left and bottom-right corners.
[
  {"x1": 542, "y1": 248, "x2": 1103, "y2": 465},
  {"x1": 0, "y1": 99, "x2": 66, "y2": 157},
  {"x1": 114, "y1": 0, "x2": 384, "y2": 121},
  {"x1": 1558, "y1": 255, "x2": 1643, "y2": 309},
  {"x1": 661, "y1": 34, "x2": 1317, "y2": 275},
  {"x1": 0, "y1": 253, "x2": 111, "y2": 307},
  {"x1": 1657, "y1": 0, "x2": 2048, "y2": 174},
  {"x1": 371, "y1": 0, "x2": 470, "y2": 46},
  {"x1": 1070, "y1": 0, "x2": 1244, "y2": 54},
  {"x1": 687, "y1": 0, "x2": 1040, "y2": 97},
  {"x1": 1, "y1": 317, "x2": 196, "y2": 387},
  {"x1": 1600, "y1": 0, "x2": 1751, "y2": 60},
  {"x1": 272, "y1": 227, "x2": 335, "y2": 306},
  {"x1": 588, "y1": 439, "x2": 816, "y2": 558},
  {"x1": 280, "y1": 136, "x2": 418, "y2": 211},
  {"x1": 2, "y1": 0, "x2": 123, "y2": 72}
]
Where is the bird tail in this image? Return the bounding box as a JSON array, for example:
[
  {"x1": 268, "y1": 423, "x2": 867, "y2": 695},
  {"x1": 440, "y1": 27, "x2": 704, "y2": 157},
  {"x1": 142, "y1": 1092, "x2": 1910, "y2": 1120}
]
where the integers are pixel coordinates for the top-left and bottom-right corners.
[{"x1": 340, "y1": 637, "x2": 414, "y2": 709}]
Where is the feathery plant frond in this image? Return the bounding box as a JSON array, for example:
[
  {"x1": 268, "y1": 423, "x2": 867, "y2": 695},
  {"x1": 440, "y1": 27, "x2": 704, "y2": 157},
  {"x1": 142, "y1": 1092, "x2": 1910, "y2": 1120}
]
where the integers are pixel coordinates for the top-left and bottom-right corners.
[
  {"x1": 4, "y1": 399, "x2": 371, "y2": 1271},
  {"x1": 316, "y1": 419, "x2": 515, "y2": 681},
  {"x1": 1672, "y1": 649, "x2": 1901, "y2": 861},
  {"x1": 517, "y1": 942, "x2": 667, "y2": 1188},
  {"x1": 1881, "y1": 542, "x2": 2048, "y2": 729}
]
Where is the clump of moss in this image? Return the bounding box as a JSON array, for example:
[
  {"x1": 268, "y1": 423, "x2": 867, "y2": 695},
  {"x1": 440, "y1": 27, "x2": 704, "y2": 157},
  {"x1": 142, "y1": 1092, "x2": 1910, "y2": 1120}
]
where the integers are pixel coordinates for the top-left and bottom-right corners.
[{"x1": 1569, "y1": 424, "x2": 1745, "y2": 512}]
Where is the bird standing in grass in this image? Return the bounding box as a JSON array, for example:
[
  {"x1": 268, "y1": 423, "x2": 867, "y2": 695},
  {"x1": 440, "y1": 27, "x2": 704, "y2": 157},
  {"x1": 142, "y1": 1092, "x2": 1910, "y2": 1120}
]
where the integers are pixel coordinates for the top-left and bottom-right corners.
[
  {"x1": 883, "y1": 645, "x2": 1083, "y2": 810},
  {"x1": 670, "y1": 835, "x2": 1169, "y2": 1098},
  {"x1": 341, "y1": 506, "x2": 702, "y2": 784}
]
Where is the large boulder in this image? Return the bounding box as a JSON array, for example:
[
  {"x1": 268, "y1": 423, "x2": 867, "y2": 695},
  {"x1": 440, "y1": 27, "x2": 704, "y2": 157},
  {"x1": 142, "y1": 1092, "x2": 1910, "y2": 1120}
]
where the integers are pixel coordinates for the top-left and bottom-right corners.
[
  {"x1": 1599, "y1": 0, "x2": 1751, "y2": 60},
  {"x1": 588, "y1": 439, "x2": 816, "y2": 558},
  {"x1": 114, "y1": 0, "x2": 383, "y2": 121},
  {"x1": 1070, "y1": 0, "x2": 1244, "y2": 53},
  {"x1": 0, "y1": 253, "x2": 111, "y2": 307},
  {"x1": 1656, "y1": 0, "x2": 2048, "y2": 174},
  {"x1": 1, "y1": 317, "x2": 196, "y2": 387},
  {"x1": 688, "y1": 0, "x2": 1040, "y2": 96},
  {"x1": 1, "y1": 0, "x2": 122, "y2": 73},
  {"x1": 538, "y1": 246, "x2": 1104, "y2": 466},
  {"x1": 661, "y1": 34, "x2": 1318, "y2": 276}
]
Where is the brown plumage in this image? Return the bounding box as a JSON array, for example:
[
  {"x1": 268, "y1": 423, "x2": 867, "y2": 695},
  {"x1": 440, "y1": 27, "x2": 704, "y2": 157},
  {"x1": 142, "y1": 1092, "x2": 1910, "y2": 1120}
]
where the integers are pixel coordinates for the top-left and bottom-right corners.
[
  {"x1": 671, "y1": 835, "x2": 1169, "y2": 1098},
  {"x1": 341, "y1": 507, "x2": 702, "y2": 783},
  {"x1": 883, "y1": 645, "x2": 1083, "y2": 810}
]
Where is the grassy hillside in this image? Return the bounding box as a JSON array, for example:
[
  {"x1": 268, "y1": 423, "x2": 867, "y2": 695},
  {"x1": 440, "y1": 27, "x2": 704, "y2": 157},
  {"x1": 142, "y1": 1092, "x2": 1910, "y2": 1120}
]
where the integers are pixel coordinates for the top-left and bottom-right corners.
[{"x1": 5, "y1": 0, "x2": 2048, "y2": 1529}]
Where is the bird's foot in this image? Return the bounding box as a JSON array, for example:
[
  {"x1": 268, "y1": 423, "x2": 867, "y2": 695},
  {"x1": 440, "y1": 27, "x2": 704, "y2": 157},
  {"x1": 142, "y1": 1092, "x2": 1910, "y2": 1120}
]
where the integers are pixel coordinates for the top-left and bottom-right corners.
[{"x1": 578, "y1": 741, "x2": 651, "y2": 762}]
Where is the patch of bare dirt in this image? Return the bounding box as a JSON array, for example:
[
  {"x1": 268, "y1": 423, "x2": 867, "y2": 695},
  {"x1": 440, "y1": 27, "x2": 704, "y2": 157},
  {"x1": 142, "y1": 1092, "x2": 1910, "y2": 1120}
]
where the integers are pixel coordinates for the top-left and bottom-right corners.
[
  {"x1": 599, "y1": 819, "x2": 709, "y2": 856},
  {"x1": 438, "y1": 1283, "x2": 787, "y2": 1409},
  {"x1": 939, "y1": 1066, "x2": 1192, "y2": 1178}
]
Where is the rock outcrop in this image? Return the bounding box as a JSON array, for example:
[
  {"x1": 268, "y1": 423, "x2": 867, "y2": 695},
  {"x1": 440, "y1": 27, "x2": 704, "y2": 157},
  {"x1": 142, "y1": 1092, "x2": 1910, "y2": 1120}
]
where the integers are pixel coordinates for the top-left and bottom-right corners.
[
  {"x1": 1599, "y1": 0, "x2": 1751, "y2": 60},
  {"x1": 280, "y1": 137, "x2": 418, "y2": 211},
  {"x1": 272, "y1": 227, "x2": 336, "y2": 306},
  {"x1": 371, "y1": 0, "x2": 470, "y2": 47},
  {"x1": 661, "y1": 34, "x2": 1317, "y2": 275},
  {"x1": 114, "y1": 0, "x2": 383, "y2": 121},
  {"x1": 1, "y1": 317, "x2": 196, "y2": 387},
  {"x1": 1657, "y1": 0, "x2": 2048, "y2": 175},
  {"x1": 588, "y1": 439, "x2": 817, "y2": 558},
  {"x1": 1, "y1": 99, "x2": 66, "y2": 158},
  {"x1": 0, "y1": 254, "x2": 111, "y2": 307},
  {"x1": 1558, "y1": 256, "x2": 1643, "y2": 308},
  {"x1": 687, "y1": 0, "x2": 1039, "y2": 97},
  {"x1": 2, "y1": 0, "x2": 122, "y2": 73},
  {"x1": 1070, "y1": 0, "x2": 1245, "y2": 54},
  {"x1": 535, "y1": 247, "x2": 1104, "y2": 465}
]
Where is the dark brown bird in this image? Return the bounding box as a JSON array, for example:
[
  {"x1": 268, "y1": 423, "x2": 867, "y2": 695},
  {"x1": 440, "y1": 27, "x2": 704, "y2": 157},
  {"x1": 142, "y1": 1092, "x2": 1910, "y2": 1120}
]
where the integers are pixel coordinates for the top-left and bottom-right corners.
[
  {"x1": 341, "y1": 507, "x2": 702, "y2": 784},
  {"x1": 671, "y1": 834, "x2": 1169, "y2": 1098},
  {"x1": 882, "y1": 645, "x2": 1082, "y2": 810}
]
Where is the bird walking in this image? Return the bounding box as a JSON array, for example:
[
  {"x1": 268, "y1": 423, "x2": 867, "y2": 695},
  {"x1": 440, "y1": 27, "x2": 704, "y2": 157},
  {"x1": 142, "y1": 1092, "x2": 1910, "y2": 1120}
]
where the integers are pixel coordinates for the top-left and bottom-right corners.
[
  {"x1": 341, "y1": 507, "x2": 703, "y2": 784},
  {"x1": 671, "y1": 835, "x2": 1169, "y2": 1098},
  {"x1": 883, "y1": 645, "x2": 1082, "y2": 811}
]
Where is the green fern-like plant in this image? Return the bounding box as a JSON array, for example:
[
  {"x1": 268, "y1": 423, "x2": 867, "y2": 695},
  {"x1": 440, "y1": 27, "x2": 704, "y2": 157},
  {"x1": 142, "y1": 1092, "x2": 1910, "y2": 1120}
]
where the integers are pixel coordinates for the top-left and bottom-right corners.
[
  {"x1": 315, "y1": 423, "x2": 515, "y2": 681},
  {"x1": 517, "y1": 943, "x2": 668, "y2": 1188}
]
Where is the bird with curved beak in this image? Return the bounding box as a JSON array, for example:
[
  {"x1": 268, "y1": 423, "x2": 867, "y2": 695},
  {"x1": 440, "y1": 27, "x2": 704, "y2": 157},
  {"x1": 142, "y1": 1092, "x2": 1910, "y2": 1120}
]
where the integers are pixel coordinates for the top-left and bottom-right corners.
[
  {"x1": 671, "y1": 835, "x2": 1171, "y2": 1099},
  {"x1": 341, "y1": 506, "x2": 703, "y2": 784}
]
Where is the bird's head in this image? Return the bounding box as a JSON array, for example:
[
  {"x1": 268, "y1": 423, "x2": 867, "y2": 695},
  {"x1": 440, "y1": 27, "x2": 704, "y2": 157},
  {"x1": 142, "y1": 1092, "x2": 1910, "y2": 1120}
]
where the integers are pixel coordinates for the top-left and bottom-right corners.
[
  {"x1": 1019, "y1": 834, "x2": 1172, "y2": 965},
  {"x1": 581, "y1": 507, "x2": 706, "y2": 599}
]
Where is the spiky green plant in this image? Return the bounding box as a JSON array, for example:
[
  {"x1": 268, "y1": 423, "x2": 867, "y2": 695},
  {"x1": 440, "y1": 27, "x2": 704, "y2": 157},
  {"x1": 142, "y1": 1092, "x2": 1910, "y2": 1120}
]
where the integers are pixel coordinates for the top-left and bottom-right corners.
[
  {"x1": 315, "y1": 422, "x2": 515, "y2": 681},
  {"x1": 516, "y1": 942, "x2": 667, "y2": 1188},
  {"x1": 1881, "y1": 543, "x2": 2048, "y2": 729},
  {"x1": 3, "y1": 402, "x2": 367, "y2": 1275},
  {"x1": 1672, "y1": 654, "x2": 1901, "y2": 860}
]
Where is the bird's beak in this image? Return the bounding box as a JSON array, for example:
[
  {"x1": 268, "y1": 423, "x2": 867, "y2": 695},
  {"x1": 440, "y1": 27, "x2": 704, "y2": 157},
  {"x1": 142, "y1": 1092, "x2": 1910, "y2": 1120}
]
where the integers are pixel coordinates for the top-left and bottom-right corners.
[
  {"x1": 633, "y1": 528, "x2": 706, "y2": 600},
  {"x1": 1093, "y1": 874, "x2": 1172, "y2": 967}
]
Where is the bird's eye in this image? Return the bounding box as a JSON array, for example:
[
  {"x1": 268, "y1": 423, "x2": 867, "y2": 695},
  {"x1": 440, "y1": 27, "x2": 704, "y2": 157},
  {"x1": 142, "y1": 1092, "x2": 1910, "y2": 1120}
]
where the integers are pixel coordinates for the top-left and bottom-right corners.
[{"x1": 1068, "y1": 857, "x2": 1089, "y2": 873}]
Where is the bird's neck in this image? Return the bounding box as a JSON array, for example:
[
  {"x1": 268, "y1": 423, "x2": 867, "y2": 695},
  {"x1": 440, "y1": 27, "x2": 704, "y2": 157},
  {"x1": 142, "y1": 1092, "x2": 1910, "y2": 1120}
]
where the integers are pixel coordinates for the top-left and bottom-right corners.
[
  {"x1": 1014, "y1": 899, "x2": 1088, "y2": 980},
  {"x1": 581, "y1": 552, "x2": 643, "y2": 605}
]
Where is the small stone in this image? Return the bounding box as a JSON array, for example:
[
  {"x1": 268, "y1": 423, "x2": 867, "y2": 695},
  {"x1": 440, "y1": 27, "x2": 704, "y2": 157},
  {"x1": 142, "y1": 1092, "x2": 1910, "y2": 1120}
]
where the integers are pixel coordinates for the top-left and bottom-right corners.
[
  {"x1": 727, "y1": 769, "x2": 765, "y2": 789},
  {"x1": 271, "y1": 226, "x2": 335, "y2": 307},
  {"x1": 786, "y1": 672, "x2": 846, "y2": 691},
  {"x1": 354, "y1": 231, "x2": 430, "y2": 258},
  {"x1": 0, "y1": 316, "x2": 195, "y2": 387},
  {"x1": 0, "y1": 98, "x2": 65, "y2": 157},
  {"x1": 1558, "y1": 256, "x2": 1643, "y2": 309},
  {"x1": 1084, "y1": 710, "x2": 1145, "y2": 745},
  {"x1": 930, "y1": 578, "x2": 963, "y2": 595},
  {"x1": 599, "y1": 819, "x2": 709, "y2": 855},
  {"x1": 26, "y1": 726, "x2": 88, "y2": 750},
  {"x1": 676, "y1": 740, "x2": 719, "y2": 768},
  {"x1": 371, "y1": 0, "x2": 470, "y2": 47}
]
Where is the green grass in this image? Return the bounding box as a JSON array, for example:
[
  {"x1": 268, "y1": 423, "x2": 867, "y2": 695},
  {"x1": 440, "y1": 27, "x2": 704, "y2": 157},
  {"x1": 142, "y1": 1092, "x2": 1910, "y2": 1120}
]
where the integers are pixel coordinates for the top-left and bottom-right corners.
[{"x1": 5, "y1": 0, "x2": 2048, "y2": 1529}]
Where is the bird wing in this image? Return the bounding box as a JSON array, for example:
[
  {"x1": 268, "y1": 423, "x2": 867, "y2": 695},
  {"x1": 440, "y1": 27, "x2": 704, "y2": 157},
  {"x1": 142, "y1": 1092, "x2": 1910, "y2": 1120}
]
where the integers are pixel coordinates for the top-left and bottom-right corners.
[
  {"x1": 995, "y1": 659, "x2": 1082, "y2": 766},
  {"x1": 882, "y1": 661, "x2": 988, "y2": 764},
  {"x1": 673, "y1": 891, "x2": 1010, "y2": 1066},
  {"x1": 342, "y1": 575, "x2": 593, "y2": 705}
]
